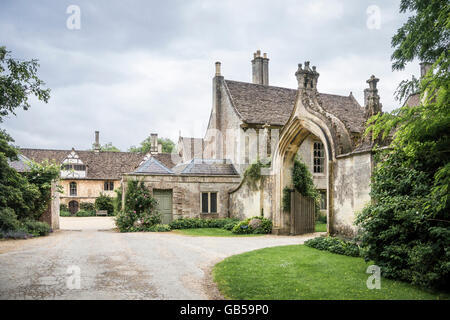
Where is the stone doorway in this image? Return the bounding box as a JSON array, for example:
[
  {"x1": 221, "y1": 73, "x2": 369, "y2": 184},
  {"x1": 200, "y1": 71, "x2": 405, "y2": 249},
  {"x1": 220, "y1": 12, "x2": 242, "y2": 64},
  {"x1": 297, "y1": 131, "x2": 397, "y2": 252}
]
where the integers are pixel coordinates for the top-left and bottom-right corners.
[{"x1": 68, "y1": 200, "x2": 78, "y2": 215}]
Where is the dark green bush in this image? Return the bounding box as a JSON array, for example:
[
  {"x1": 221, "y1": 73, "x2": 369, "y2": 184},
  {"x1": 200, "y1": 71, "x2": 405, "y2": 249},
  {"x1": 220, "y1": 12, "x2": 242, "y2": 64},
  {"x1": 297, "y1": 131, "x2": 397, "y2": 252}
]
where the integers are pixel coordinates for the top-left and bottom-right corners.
[
  {"x1": 60, "y1": 210, "x2": 71, "y2": 217},
  {"x1": 75, "y1": 209, "x2": 95, "y2": 217},
  {"x1": 0, "y1": 208, "x2": 21, "y2": 232},
  {"x1": 60, "y1": 204, "x2": 68, "y2": 212},
  {"x1": 115, "y1": 180, "x2": 160, "y2": 232},
  {"x1": 148, "y1": 224, "x2": 171, "y2": 232},
  {"x1": 231, "y1": 216, "x2": 272, "y2": 234},
  {"x1": 169, "y1": 217, "x2": 240, "y2": 230},
  {"x1": 22, "y1": 220, "x2": 51, "y2": 236},
  {"x1": 305, "y1": 236, "x2": 361, "y2": 257},
  {"x1": 356, "y1": 150, "x2": 450, "y2": 290},
  {"x1": 114, "y1": 188, "x2": 122, "y2": 213},
  {"x1": 95, "y1": 193, "x2": 114, "y2": 215},
  {"x1": 80, "y1": 202, "x2": 95, "y2": 212}
]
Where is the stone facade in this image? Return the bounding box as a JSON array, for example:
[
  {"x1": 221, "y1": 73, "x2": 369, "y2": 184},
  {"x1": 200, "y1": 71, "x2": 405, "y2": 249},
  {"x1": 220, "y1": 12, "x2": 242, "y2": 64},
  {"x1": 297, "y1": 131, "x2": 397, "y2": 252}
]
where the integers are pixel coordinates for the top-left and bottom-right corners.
[{"x1": 123, "y1": 174, "x2": 241, "y2": 219}]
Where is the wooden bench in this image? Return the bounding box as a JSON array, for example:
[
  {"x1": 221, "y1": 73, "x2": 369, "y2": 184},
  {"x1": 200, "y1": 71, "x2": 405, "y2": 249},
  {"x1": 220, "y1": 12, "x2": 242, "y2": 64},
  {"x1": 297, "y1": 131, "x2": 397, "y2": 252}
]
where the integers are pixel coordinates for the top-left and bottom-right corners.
[{"x1": 96, "y1": 210, "x2": 108, "y2": 216}]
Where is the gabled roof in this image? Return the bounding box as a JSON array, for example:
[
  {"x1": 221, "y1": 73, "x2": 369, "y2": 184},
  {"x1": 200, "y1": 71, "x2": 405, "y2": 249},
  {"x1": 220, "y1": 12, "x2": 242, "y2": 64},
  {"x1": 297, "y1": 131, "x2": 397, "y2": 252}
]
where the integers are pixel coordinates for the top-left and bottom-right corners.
[
  {"x1": 172, "y1": 158, "x2": 239, "y2": 176},
  {"x1": 19, "y1": 148, "x2": 179, "y2": 180},
  {"x1": 134, "y1": 157, "x2": 174, "y2": 175},
  {"x1": 224, "y1": 79, "x2": 366, "y2": 133}
]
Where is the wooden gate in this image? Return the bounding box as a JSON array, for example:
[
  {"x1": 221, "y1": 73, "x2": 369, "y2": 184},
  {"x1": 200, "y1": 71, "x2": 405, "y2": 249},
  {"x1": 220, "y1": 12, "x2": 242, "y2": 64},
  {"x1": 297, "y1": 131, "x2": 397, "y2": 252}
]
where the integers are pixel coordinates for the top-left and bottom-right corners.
[
  {"x1": 290, "y1": 190, "x2": 315, "y2": 235},
  {"x1": 153, "y1": 189, "x2": 173, "y2": 224}
]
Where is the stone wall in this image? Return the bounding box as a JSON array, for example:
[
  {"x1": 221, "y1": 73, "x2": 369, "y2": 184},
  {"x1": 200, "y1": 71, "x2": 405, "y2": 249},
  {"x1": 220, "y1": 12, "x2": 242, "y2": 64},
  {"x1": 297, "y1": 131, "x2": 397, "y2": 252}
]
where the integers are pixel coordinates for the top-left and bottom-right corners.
[
  {"x1": 39, "y1": 180, "x2": 60, "y2": 230},
  {"x1": 229, "y1": 175, "x2": 273, "y2": 220},
  {"x1": 331, "y1": 151, "x2": 372, "y2": 237},
  {"x1": 123, "y1": 174, "x2": 241, "y2": 219},
  {"x1": 59, "y1": 179, "x2": 120, "y2": 205}
]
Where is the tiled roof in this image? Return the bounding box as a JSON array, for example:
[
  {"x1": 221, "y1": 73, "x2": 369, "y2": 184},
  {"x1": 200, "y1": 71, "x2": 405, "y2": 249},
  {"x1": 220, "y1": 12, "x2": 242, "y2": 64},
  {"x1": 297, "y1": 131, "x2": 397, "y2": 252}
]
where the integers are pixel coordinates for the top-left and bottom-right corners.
[
  {"x1": 224, "y1": 80, "x2": 366, "y2": 133},
  {"x1": 8, "y1": 154, "x2": 32, "y2": 173},
  {"x1": 134, "y1": 157, "x2": 174, "y2": 175},
  {"x1": 19, "y1": 148, "x2": 179, "y2": 180},
  {"x1": 225, "y1": 80, "x2": 297, "y2": 126},
  {"x1": 172, "y1": 159, "x2": 239, "y2": 176}
]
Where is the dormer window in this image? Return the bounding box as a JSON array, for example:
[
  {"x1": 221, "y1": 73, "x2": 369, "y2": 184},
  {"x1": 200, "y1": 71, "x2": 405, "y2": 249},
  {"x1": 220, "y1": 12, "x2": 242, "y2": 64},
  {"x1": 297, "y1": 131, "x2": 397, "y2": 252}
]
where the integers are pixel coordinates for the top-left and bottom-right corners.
[{"x1": 313, "y1": 141, "x2": 324, "y2": 173}]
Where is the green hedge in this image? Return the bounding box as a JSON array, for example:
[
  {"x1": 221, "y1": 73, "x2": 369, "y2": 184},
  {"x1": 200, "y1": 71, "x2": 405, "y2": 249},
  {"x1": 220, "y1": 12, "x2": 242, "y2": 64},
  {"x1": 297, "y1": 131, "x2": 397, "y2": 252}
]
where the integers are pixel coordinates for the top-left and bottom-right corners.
[
  {"x1": 305, "y1": 236, "x2": 361, "y2": 257},
  {"x1": 169, "y1": 217, "x2": 240, "y2": 230},
  {"x1": 231, "y1": 216, "x2": 272, "y2": 234},
  {"x1": 148, "y1": 224, "x2": 171, "y2": 232}
]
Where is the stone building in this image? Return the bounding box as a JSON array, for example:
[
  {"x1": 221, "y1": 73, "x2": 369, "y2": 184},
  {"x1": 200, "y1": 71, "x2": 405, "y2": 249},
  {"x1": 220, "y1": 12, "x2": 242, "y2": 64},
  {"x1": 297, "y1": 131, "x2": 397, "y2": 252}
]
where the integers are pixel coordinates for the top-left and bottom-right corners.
[
  {"x1": 19, "y1": 132, "x2": 177, "y2": 215},
  {"x1": 196, "y1": 50, "x2": 383, "y2": 236}
]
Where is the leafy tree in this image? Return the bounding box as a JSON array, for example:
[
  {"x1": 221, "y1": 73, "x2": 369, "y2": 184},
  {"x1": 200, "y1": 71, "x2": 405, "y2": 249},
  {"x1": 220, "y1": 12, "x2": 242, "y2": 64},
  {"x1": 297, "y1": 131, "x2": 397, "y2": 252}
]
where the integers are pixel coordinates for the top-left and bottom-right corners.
[
  {"x1": 95, "y1": 193, "x2": 115, "y2": 215},
  {"x1": 0, "y1": 47, "x2": 54, "y2": 235},
  {"x1": 358, "y1": 0, "x2": 449, "y2": 290},
  {"x1": 128, "y1": 136, "x2": 175, "y2": 153},
  {"x1": 0, "y1": 46, "x2": 50, "y2": 122},
  {"x1": 92, "y1": 142, "x2": 120, "y2": 152}
]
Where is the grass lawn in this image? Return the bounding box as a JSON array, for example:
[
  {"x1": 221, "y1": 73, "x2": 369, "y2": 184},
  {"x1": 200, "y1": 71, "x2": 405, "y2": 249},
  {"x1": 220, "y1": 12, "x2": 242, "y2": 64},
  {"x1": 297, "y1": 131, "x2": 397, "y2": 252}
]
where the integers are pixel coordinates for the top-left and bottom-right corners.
[
  {"x1": 315, "y1": 221, "x2": 327, "y2": 232},
  {"x1": 213, "y1": 245, "x2": 449, "y2": 300},
  {"x1": 172, "y1": 228, "x2": 265, "y2": 237}
]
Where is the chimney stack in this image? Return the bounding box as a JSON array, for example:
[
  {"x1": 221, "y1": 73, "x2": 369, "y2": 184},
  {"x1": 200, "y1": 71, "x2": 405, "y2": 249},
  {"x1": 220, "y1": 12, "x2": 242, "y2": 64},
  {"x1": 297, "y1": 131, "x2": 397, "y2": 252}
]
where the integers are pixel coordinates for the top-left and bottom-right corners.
[
  {"x1": 215, "y1": 61, "x2": 221, "y2": 76},
  {"x1": 150, "y1": 133, "x2": 158, "y2": 154},
  {"x1": 252, "y1": 50, "x2": 269, "y2": 85},
  {"x1": 94, "y1": 131, "x2": 100, "y2": 152},
  {"x1": 420, "y1": 62, "x2": 432, "y2": 78}
]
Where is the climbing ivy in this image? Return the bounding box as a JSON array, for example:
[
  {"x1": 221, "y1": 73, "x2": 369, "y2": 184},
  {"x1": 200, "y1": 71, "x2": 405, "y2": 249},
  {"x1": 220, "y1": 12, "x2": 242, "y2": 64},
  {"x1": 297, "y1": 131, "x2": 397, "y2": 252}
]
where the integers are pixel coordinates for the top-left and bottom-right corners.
[
  {"x1": 282, "y1": 186, "x2": 291, "y2": 212},
  {"x1": 243, "y1": 159, "x2": 271, "y2": 190}
]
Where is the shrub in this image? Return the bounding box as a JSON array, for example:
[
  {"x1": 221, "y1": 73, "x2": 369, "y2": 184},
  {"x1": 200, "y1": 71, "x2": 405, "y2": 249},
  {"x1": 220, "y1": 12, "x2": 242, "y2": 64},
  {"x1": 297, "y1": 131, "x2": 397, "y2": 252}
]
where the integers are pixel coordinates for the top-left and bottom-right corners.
[
  {"x1": 305, "y1": 236, "x2": 361, "y2": 257},
  {"x1": 147, "y1": 224, "x2": 171, "y2": 232},
  {"x1": 115, "y1": 180, "x2": 160, "y2": 232},
  {"x1": 123, "y1": 180, "x2": 156, "y2": 214},
  {"x1": 0, "y1": 230, "x2": 33, "y2": 239},
  {"x1": 223, "y1": 220, "x2": 240, "y2": 231},
  {"x1": 75, "y1": 209, "x2": 95, "y2": 217},
  {"x1": 232, "y1": 216, "x2": 272, "y2": 234},
  {"x1": 0, "y1": 208, "x2": 21, "y2": 232},
  {"x1": 169, "y1": 217, "x2": 240, "y2": 230},
  {"x1": 115, "y1": 210, "x2": 161, "y2": 232},
  {"x1": 114, "y1": 188, "x2": 122, "y2": 214},
  {"x1": 356, "y1": 149, "x2": 450, "y2": 290},
  {"x1": 95, "y1": 193, "x2": 114, "y2": 215},
  {"x1": 60, "y1": 204, "x2": 68, "y2": 212},
  {"x1": 22, "y1": 220, "x2": 51, "y2": 236},
  {"x1": 80, "y1": 202, "x2": 95, "y2": 212},
  {"x1": 60, "y1": 210, "x2": 71, "y2": 217}
]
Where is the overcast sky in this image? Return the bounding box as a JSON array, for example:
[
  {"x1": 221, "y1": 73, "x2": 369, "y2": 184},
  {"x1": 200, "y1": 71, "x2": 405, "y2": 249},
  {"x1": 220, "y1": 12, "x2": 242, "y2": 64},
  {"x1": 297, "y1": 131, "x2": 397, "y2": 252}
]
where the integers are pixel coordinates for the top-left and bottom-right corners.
[{"x1": 1, "y1": 0, "x2": 419, "y2": 151}]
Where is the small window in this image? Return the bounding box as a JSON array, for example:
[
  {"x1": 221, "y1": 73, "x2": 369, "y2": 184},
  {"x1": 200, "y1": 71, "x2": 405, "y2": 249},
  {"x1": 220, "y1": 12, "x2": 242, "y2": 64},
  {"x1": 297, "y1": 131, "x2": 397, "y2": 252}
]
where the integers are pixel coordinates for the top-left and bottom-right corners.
[
  {"x1": 313, "y1": 141, "x2": 325, "y2": 173},
  {"x1": 319, "y1": 190, "x2": 327, "y2": 210},
  {"x1": 104, "y1": 181, "x2": 114, "y2": 191},
  {"x1": 201, "y1": 192, "x2": 218, "y2": 214},
  {"x1": 73, "y1": 164, "x2": 86, "y2": 171},
  {"x1": 70, "y1": 182, "x2": 77, "y2": 196}
]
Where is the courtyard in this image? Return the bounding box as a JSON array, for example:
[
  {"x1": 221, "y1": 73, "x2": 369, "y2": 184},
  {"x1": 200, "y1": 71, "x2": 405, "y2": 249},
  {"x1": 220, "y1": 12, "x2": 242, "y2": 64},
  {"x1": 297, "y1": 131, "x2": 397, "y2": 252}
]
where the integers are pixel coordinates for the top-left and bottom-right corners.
[{"x1": 0, "y1": 217, "x2": 317, "y2": 299}]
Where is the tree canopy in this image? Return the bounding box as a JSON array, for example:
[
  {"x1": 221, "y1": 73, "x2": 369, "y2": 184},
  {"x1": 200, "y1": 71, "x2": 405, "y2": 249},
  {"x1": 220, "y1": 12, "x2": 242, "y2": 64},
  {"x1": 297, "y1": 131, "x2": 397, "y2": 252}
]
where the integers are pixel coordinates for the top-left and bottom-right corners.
[
  {"x1": 0, "y1": 46, "x2": 50, "y2": 122},
  {"x1": 358, "y1": 0, "x2": 449, "y2": 290},
  {"x1": 128, "y1": 136, "x2": 175, "y2": 153}
]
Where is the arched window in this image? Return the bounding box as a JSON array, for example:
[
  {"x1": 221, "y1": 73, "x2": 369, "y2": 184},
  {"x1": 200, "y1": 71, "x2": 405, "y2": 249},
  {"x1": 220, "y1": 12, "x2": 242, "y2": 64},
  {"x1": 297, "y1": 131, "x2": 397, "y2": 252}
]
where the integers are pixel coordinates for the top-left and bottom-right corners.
[
  {"x1": 313, "y1": 141, "x2": 325, "y2": 173},
  {"x1": 70, "y1": 182, "x2": 77, "y2": 196}
]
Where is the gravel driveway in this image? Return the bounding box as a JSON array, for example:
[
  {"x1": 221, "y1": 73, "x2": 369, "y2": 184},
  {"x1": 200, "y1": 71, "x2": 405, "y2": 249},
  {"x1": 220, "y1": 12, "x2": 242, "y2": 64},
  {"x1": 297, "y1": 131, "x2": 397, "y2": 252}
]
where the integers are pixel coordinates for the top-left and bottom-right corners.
[{"x1": 0, "y1": 218, "x2": 320, "y2": 299}]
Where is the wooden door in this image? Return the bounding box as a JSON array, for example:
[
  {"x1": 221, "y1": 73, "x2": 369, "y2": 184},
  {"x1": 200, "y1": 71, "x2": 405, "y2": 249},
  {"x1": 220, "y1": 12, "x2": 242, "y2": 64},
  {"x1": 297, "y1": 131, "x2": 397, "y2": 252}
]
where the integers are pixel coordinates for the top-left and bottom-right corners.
[
  {"x1": 290, "y1": 190, "x2": 315, "y2": 235},
  {"x1": 68, "y1": 200, "x2": 79, "y2": 215},
  {"x1": 153, "y1": 189, "x2": 173, "y2": 224}
]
